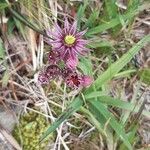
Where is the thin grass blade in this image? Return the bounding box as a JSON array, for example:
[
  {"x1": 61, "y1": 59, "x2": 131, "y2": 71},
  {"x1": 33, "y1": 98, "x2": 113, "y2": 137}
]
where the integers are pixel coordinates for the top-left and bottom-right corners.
[
  {"x1": 85, "y1": 95, "x2": 150, "y2": 118},
  {"x1": 88, "y1": 100, "x2": 132, "y2": 150},
  {"x1": 40, "y1": 98, "x2": 83, "y2": 141},
  {"x1": 93, "y1": 35, "x2": 150, "y2": 90}
]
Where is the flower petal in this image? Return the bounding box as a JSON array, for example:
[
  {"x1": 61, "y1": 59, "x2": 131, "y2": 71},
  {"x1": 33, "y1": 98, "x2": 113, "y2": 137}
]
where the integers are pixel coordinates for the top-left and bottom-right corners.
[
  {"x1": 61, "y1": 47, "x2": 69, "y2": 58},
  {"x1": 65, "y1": 72, "x2": 81, "y2": 88},
  {"x1": 66, "y1": 55, "x2": 78, "y2": 69},
  {"x1": 64, "y1": 18, "x2": 70, "y2": 33},
  {"x1": 46, "y1": 29, "x2": 61, "y2": 39},
  {"x1": 81, "y1": 75, "x2": 93, "y2": 87},
  {"x1": 55, "y1": 23, "x2": 63, "y2": 35},
  {"x1": 71, "y1": 47, "x2": 82, "y2": 55},
  {"x1": 48, "y1": 39, "x2": 62, "y2": 44},
  {"x1": 76, "y1": 39, "x2": 89, "y2": 45},
  {"x1": 52, "y1": 42, "x2": 63, "y2": 49},
  {"x1": 69, "y1": 21, "x2": 77, "y2": 35},
  {"x1": 68, "y1": 48, "x2": 77, "y2": 59},
  {"x1": 73, "y1": 45, "x2": 90, "y2": 55},
  {"x1": 76, "y1": 29, "x2": 87, "y2": 37}
]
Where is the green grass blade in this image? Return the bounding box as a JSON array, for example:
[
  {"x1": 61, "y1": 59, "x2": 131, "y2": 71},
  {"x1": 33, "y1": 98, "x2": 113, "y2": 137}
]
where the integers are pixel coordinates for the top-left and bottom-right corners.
[
  {"x1": 40, "y1": 98, "x2": 83, "y2": 141},
  {"x1": 8, "y1": 8, "x2": 50, "y2": 38},
  {"x1": 88, "y1": 39, "x2": 115, "y2": 50},
  {"x1": 84, "y1": 91, "x2": 107, "y2": 99},
  {"x1": 85, "y1": 9, "x2": 99, "y2": 28},
  {"x1": 85, "y1": 95, "x2": 150, "y2": 118},
  {"x1": 77, "y1": 0, "x2": 88, "y2": 29},
  {"x1": 0, "y1": 38, "x2": 5, "y2": 59},
  {"x1": 13, "y1": 17, "x2": 26, "y2": 39},
  {"x1": 80, "y1": 106, "x2": 107, "y2": 137},
  {"x1": 86, "y1": 10, "x2": 136, "y2": 36},
  {"x1": 2, "y1": 69, "x2": 10, "y2": 87},
  {"x1": 114, "y1": 69, "x2": 136, "y2": 78},
  {"x1": 0, "y1": 38, "x2": 9, "y2": 87},
  {"x1": 118, "y1": 125, "x2": 139, "y2": 150},
  {"x1": 88, "y1": 100, "x2": 132, "y2": 150},
  {"x1": 92, "y1": 35, "x2": 150, "y2": 90},
  {"x1": 127, "y1": 0, "x2": 140, "y2": 13},
  {"x1": 104, "y1": 0, "x2": 118, "y2": 20}
]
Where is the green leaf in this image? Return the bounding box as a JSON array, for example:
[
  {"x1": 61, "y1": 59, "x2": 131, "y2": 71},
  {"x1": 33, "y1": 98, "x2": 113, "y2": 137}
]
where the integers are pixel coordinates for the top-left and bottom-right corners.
[
  {"x1": 0, "y1": 2, "x2": 9, "y2": 10},
  {"x1": 7, "y1": 17, "x2": 16, "y2": 35},
  {"x1": 85, "y1": 9, "x2": 99, "y2": 28},
  {"x1": 40, "y1": 98, "x2": 83, "y2": 141},
  {"x1": 127, "y1": 0, "x2": 140, "y2": 12},
  {"x1": 88, "y1": 100, "x2": 132, "y2": 150},
  {"x1": 92, "y1": 35, "x2": 150, "y2": 90},
  {"x1": 84, "y1": 91, "x2": 107, "y2": 99},
  {"x1": 78, "y1": 57, "x2": 93, "y2": 75},
  {"x1": 139, "y1": 68, "x2": 150, "y2": 85}
]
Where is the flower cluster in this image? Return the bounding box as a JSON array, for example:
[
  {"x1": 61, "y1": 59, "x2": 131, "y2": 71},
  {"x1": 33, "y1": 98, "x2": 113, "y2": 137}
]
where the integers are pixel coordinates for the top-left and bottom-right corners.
[{"x1": 38, "y1": 19, "x2": 93, "y2": 88}]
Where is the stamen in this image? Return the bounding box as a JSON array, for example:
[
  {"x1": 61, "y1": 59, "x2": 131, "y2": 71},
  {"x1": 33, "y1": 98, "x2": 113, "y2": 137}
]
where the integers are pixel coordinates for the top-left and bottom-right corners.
[{"x1": 64, "y1": 35, "x2": 76, "y2": 45}]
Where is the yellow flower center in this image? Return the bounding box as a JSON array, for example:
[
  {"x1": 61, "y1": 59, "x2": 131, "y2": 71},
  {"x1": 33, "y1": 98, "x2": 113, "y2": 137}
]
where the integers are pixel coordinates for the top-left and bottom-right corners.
[{"x1": 64, "y1": 35, "x2": 76, "y2": 45}]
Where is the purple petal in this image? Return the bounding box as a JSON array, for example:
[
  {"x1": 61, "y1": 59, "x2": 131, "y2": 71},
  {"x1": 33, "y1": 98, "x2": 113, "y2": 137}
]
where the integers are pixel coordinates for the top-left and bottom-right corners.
[
  {"x1": 76, "y1": 39, "x2": 89, "y2": 45},
  {"x1": 65, "y1": 72, "x2": 81, "y2": 88},
  {"x1": 81, "y1": 48, "x2": 91, "y2": 55},
  {"x1": 73, "y1": 45, "x2": 85, "y2": 54},
  {"x1": 61, "y1": 47, "x2": 69, "y2": 58},
  {"x1": 51, "y1": 23, "x2": 63, "y2": 38},
  {"x1": 52, "y1": 42, "x2": 63, "y2": 49},
  {"x1": 81, "y1": 75, "x2": 93, "y2": 87},
  {"x1": 46, "y1": 29, "x2": 53, "y2": 36},
  {"x1": 68, "y1": 48, "x2": 77, "y2": 59},
  {"x1": 48, "y1": 40, "x2": 62, "y2": 44},
  {"x1": 45, "y1": 38, "x2": 52, "y2": 45},
  {"x1": 55, "y1": 23, "x2": 63, "y2": 34},
  {"x1": 76, "y1": 44, "x2": 91, "y2": 55},
  {"x1": 57, "y1": 45, "x2": 65, "y2": 53},
  {"x1": 46, "y1": 29, "x2": 61, "y2": 39},
  {"x1": 69, "y1": 21, "x2": 77, "y2": 35},
  {"x1": 75, "y1": 29, "x2": 87, "y2": 37},
  {"x1": 71, "y1": 47, "x2": 83, "y2": 55},
  {"x1": 64, "y1": 18, "x2": 70, "y2": 33},
  {"x1": 66, "y1": 55, "x2": 78, "y2": 69}
]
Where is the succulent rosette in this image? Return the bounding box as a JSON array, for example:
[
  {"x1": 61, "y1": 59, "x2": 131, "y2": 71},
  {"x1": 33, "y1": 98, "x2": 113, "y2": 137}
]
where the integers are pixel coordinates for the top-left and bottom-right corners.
[{"x1": 46, "y1": 18, "x2": 90, "y2": 69}]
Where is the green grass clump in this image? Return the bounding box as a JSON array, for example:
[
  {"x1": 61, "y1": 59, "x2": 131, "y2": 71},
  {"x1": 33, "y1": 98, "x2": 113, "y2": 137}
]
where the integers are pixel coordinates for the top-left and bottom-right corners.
[{"x1": 13, "y1": 110, "x2": 53, "y2": 150}]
